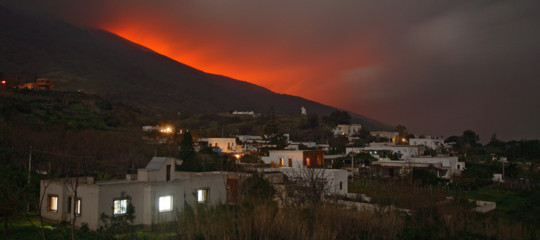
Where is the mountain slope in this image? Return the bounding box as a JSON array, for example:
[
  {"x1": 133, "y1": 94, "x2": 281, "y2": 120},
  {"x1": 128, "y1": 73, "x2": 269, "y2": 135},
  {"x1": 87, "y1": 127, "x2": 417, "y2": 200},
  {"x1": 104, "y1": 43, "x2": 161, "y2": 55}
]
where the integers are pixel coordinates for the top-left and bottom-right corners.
[{"x1": 0, "y1": 5, "x2": 390, "y2": 130}]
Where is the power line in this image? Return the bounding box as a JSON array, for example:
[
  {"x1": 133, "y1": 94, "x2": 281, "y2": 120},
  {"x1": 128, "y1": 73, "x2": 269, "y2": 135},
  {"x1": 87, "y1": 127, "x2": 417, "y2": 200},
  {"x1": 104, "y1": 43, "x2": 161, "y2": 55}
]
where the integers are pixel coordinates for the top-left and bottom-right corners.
[{"x1": 32, "y1": 148, "x2": 94, "y2": 159}]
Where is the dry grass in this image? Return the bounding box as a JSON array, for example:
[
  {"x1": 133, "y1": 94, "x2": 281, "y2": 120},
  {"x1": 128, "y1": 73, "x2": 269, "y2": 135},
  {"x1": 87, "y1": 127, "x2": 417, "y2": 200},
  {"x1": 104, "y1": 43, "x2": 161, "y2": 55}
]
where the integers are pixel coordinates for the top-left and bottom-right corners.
[{"x1": 176, "y1": 202, "x2": 404, "y2": 240}]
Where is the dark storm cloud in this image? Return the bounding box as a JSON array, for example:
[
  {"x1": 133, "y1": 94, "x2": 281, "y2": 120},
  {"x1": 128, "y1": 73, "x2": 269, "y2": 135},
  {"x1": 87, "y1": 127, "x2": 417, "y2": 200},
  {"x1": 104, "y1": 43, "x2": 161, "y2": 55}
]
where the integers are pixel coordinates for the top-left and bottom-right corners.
[{"x1": 2, "y1": 0, "x2": 539, "y2": 141}]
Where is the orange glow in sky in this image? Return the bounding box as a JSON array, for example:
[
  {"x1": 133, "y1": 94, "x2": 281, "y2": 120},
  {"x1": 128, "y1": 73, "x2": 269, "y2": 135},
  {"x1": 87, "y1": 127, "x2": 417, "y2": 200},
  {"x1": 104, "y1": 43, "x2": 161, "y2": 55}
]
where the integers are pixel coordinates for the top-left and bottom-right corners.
[
  {"x1": 105, "y1": 25, "x2": 304, "y2": 95},
  {"x1": 103, "y1": 22, "x2": 375, "y2": 108}
]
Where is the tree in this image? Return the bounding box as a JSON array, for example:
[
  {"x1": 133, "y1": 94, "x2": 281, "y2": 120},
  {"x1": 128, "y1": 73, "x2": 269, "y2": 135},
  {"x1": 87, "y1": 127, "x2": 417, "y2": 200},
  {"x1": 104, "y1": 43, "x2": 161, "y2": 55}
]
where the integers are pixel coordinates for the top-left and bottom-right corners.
[
  {"x1": 290, "y1": 168, "x2": 332, "y2": 205},
  {"x1": 326, "y1": 111, "x2": 351, "y2": 126},
  {"x1": 263, "y1": 107, "x2": 288, "y2": 149},
  {"x1": 239, "y1": 174, "x2": 275, "y2": 202},
  {"x1": 0, "y1": 164, "x2": 29, "y2": 235},
  {"x1": 301, "y1": 114, "x2": 319, "y2": 129},
  {"x1": 463, "y1": 130, "x2": 480, "y2": 147},
  {"x1": 178, "y1": 131, "x2": 195, "y2": 160},
  {"x1": 178, "y1": 132, "x2": 202, "y2": 171}
]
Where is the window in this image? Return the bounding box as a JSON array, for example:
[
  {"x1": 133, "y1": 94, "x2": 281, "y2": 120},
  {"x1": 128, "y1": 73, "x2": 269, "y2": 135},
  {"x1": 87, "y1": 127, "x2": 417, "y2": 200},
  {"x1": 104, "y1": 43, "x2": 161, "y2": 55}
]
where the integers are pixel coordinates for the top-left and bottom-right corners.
[
  {"x1": 457, "y1": 165, "x2": 460, "y2": 169},
  {"x1": 113, "y1": 199, "x2": 128, "y2": 215},
  {"x1": 279, "y1": 158, "x2": 284, "y2": 166},
  {"x1": 159, "y1": 195, "x2": 173, "y2": 212},
  {"x1": 197, "y1": 189, "x2": 208, "y2": 203},
  {"x1": 48, "y1": 195, "x2": 58, "y2": 212},
  {"x1": 340, "y1": 181, "x2": 343, "y2": 190},
  {"x1": 67, "y1": 197, "x2": 82, "y2": 215},
  {"x1": 67, "y1": 196, "x2": 72, "y2": 213},
  {"x1": 288, "y1": 158, "x2": 292, "y2": 167},
  {"x1": 166, "y1": 165, "x2": 171, "y2": 181},
  {"x1": 75, "y1": 199, "x2": 81, "y2": 215}
]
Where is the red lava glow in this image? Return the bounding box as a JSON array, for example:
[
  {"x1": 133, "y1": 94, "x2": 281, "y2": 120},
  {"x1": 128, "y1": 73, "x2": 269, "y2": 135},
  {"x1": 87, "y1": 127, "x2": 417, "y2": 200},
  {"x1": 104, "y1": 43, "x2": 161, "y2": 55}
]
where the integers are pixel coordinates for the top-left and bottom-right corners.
[
  {"x1": 104, "y1": 26, "x2": 295, "y2": 93},
  {"x1": 103, "y1": 23, "x2": 375, "y2": 110}
]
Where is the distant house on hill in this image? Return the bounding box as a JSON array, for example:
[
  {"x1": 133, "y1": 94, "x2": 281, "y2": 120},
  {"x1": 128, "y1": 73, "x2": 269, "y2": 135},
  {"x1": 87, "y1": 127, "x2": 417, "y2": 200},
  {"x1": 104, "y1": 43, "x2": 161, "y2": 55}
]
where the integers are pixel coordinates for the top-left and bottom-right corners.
[
  {"x1": 18, "y1": 78, "x2": 53, "y2": 90},
  {"x1": 370, "y1": 131, "x2": 399, "y2": 142},
  {"x1": 232, "y1": 110, "x2": 255, "y2": 116},
  {"x1": 409, "y1": 137, "x2": 445, "y2": 150},
  {"x1": 333, "y1": 124, "x2": 362, "y2": 137},
  {"x1": 262, "y1": 150, "x2": 325, "y2": 168},
  {"x1": 198, "y1": 138, "x2": 239, "y2": 153},
  {"x1": 371, "y1": 156, "x2": 465, "y2": 179}
]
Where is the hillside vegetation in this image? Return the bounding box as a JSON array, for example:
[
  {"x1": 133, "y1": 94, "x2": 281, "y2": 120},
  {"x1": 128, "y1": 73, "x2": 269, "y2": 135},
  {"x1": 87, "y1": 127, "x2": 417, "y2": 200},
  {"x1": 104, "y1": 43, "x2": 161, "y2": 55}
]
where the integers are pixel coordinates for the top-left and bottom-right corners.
[
  {"x1": 0, "y1": 89, "x2": 158, "y2": 176},
  {"x1": 0, "y1": 5, "x2": 389, "y2": 130}
]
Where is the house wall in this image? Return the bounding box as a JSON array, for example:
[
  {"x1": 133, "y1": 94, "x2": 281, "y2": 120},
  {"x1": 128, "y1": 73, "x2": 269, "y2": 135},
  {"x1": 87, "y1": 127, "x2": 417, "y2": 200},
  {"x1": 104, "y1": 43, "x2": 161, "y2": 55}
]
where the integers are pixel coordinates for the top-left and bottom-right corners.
[
  {"x1": 409, "y1": 138, "x2": 444, "y2": 149},
  {"x1": 363, "y1": 146, "x2": 419, "y2": 160},
  {"x1": 266, "y1": 168, "x2": 348, "y2": 195},
  {"x1": 40, "y1": 180, "x2": 69, "y2": 224},
  {"x1": 262, "y1": 150, "x2": 304, "y2": 167},
  {"x1": 370, "y1": 131, "x2": 399, "y2": 142},
  {"x1": 410, "y1": 156, "x2": 464, "y2": 176},
  {"x1": 137, "y1": 158, "x2": 176, "y2": 182},
  {"x1": 303, "y1": 151, "x2": 325, "y2": 168},
  {"x1": 40, "y1": 172, "x2": 228, "y2": 231},
  {"x1": 200, "y1": 138, "x2": 237, "y2": 153},
  {"x1": 333, "y1": 124, "x2": 362, "y2": 136}
]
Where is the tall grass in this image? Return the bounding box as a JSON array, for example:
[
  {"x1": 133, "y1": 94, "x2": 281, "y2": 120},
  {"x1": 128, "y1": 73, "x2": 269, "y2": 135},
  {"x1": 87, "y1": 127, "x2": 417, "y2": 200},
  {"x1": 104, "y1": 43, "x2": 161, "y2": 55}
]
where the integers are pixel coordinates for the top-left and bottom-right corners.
[{"x1": 176, "y1": 202, "x2": 404, "y2": 240}]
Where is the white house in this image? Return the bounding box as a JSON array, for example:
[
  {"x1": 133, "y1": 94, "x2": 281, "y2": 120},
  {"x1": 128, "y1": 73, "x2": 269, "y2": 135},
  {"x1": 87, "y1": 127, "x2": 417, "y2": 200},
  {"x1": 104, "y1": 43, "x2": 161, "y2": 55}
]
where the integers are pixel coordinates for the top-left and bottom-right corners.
[
  {"x1": 232, "y1": 111, "x2": 255, "y2": 116},
  {"x1": 264, "y1": 168, "x2": 349, "y2": 195},
  {"x1": 199, "y1": 138, "x2": 239, "y2": 153},
  {"x1": 409, "y1": 137, "x2": 445, "y2": 150},
  {"x1": 371, "y1": 156, "x2": 465, "y2": 179},
  {"x1": 333, "y1": 124, "x2": 362, "y2": 137},
  {"x1": 360, "y1": 143, "x2": 420, "y2": 161},
  {"x1": 40, "y1": 157, "x2": 227, "y2": 231},
  {"x1": 410, "y1": 156, "x2": 465, "y2": 174},
  {"x1": 370, "y1": 131, "x2": 399, "y2": 142},
  {"x1": 237, "y1": 135, "x2": 264, "y2": 143},
  {"x1": 262, "y1": 150, "x2": 325, "y2": 168}
]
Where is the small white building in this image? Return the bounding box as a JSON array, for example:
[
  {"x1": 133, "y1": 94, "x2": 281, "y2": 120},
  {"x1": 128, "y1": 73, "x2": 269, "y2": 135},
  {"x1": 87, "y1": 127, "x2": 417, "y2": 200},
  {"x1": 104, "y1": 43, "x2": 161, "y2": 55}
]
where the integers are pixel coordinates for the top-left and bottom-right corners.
[
  {"x1": 237, "y1": 135, "x2": 264, "y2": 143},
  {"x1": 40, "y1": 157, "x2": 227, "y2": 231},
  {"x1": 199, "y1": 138, "x2": 239, "y2": 153},
  {"x1": 410, "y1": 156, "x2": 465, "y2": 175},
  {"x1": 264, "y1": 168, "x2": 349, "y2": 195},
  {"x1": 371, "y1": 156, "x2": 465, "y2": 179},
  {"x1": 360, "y1": 143, "x2": 420, "y2": 161},
  {"x1": 262, "y1": 150, "x2": 325, "y2": 168},
  {"x1": 333, "y1": 124, "x2": 362, "y2": 137},
  {"x1": 409, "y1": 137, "x2": 445, "y2": 150},
  {"x1": 232, "y1": 111, "x2": 255, "y2": 116},
  {"x1": 370, "y1": 131, "x2": 399, "y2": 142}
]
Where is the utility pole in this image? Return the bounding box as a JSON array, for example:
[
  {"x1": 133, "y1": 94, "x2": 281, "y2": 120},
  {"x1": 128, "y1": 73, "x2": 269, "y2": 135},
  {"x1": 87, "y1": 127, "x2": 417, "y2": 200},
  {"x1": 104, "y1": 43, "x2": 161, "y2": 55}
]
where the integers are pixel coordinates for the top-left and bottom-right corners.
[
  {"x1": 351, "y1": 152, "x2": 354, "y2": 168},
  {"x1": 28, "y1": 146, "x2": 32, "y2": 184},
  {"x1": 502, "y1": 158, "x2": 505, "y2": 182},
  {"x1": 27, "y1": 146, "x2": 32, "y2": 213}
]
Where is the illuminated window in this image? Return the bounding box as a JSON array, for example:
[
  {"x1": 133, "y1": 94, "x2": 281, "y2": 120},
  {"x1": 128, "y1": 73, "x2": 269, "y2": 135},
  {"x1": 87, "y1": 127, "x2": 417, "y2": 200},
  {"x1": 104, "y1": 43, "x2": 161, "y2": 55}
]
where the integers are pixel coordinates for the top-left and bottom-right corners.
[
  {"x1": 48, "y1": 195, "x2": 58, "y2": 212},
  {"x1": 306, "y1": 158, "x2": 310, "y2": 166},
  {"x1": 159, "y1": 195, "x2": 173, "y2": 212},
  {"x1": 75, "y1": 199, "x2": 81, "y2": 215},
  {"x1": 197, "y1": 189, "x2": 208, "y2": 203},
  {"x1": 279, "y1": 158, "x2": 284, "y2": 166},
  {"x1": 113, "y1": 199, "x2": 128, "y2": 215}
]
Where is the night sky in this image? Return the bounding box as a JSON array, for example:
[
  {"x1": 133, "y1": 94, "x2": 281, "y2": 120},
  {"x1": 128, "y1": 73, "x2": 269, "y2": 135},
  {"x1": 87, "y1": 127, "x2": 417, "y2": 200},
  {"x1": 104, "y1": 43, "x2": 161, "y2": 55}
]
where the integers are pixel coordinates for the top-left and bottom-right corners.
[{"x1": 3, "y1": 1, "x2": 540, "y2": 141}]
